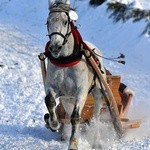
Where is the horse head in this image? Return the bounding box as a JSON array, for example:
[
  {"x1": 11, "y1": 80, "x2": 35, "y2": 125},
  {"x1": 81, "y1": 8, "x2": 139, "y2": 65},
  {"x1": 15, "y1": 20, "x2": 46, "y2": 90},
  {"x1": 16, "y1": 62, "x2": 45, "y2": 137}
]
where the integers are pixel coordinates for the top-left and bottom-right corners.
[{"x1": 47, "y1": 0, "x2": 78, "y2": 58}]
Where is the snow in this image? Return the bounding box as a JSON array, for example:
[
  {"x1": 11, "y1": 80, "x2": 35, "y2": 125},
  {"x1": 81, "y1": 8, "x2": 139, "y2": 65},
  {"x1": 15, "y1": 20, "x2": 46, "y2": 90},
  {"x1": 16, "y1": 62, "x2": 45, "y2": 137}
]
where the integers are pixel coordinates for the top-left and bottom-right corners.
[{"x1": 0, "y1": 0, "x2": 150, "y2": 149}]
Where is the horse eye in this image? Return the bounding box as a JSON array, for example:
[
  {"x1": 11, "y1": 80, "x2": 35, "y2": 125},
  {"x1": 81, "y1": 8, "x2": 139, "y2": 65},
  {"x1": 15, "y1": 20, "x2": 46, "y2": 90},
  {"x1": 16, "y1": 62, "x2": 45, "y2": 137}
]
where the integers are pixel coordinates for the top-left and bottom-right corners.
[{"x1": 63, "y1": 20, "x2": 68, "y2": 26}]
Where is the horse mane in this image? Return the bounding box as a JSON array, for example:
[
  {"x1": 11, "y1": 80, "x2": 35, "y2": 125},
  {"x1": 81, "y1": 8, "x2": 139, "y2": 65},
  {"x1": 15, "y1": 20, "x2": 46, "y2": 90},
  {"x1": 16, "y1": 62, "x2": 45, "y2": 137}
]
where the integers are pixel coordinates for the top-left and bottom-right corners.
[{"x1": 49, "y1": 2, "x2": 75, "y2": 13}]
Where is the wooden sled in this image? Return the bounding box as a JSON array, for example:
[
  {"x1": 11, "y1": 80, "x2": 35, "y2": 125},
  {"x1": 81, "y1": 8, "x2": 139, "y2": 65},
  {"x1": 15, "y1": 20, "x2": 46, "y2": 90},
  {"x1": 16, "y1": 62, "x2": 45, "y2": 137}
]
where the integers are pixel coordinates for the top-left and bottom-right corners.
[
  {"x1": 39, "y1": 47, "x2": 141, "y2": 137},
  {"x1": 56, "y1": 75, "x2": 141, "y2": 130}
]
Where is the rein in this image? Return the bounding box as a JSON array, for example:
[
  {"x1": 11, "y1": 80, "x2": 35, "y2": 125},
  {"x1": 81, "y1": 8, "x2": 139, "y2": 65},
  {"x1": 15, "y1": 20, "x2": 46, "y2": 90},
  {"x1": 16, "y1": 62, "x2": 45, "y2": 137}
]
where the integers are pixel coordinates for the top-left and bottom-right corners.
[{"x1": 48, "y1": 31, "x2": 71, "y2": 45}]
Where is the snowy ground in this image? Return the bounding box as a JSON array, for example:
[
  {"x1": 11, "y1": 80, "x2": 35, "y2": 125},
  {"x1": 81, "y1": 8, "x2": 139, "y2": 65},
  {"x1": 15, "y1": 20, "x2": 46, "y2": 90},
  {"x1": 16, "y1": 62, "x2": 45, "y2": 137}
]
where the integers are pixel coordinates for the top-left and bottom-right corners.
[{"x1": 0, "y1": 0, "x2": 150, "y2": 150}]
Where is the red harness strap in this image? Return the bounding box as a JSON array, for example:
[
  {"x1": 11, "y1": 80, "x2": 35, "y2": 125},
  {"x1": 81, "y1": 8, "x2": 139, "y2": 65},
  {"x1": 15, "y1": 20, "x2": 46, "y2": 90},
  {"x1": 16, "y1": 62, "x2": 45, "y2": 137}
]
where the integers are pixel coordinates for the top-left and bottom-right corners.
[{"x1": 50, "y1": 59, "x2": 81, "y2": 67}]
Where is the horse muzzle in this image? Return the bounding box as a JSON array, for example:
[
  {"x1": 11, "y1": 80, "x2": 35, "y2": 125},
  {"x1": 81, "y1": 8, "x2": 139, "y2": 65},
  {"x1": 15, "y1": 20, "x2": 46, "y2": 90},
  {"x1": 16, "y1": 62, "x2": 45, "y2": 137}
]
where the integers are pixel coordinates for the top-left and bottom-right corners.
[{"x1": 49, "y1": 43, "x2": 62, "y2": 58}]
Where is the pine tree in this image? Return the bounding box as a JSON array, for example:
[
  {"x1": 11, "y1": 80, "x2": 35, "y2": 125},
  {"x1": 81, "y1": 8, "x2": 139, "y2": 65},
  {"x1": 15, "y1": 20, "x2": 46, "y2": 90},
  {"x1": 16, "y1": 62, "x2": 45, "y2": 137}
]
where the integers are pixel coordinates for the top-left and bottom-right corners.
[
  {"x1": 89, "y1": 0, "x2": 150, "y2": 36},
  {"x1": 89, "y1": 0, "x2": 106, "y2": 6}
]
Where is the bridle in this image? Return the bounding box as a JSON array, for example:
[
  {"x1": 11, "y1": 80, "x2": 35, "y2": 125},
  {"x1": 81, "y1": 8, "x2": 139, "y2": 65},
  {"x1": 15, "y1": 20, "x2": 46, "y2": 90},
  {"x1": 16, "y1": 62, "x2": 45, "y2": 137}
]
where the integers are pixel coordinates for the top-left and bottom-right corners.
[{"x1": 47, "y1": 3, "x2": 72, "y2": 46}]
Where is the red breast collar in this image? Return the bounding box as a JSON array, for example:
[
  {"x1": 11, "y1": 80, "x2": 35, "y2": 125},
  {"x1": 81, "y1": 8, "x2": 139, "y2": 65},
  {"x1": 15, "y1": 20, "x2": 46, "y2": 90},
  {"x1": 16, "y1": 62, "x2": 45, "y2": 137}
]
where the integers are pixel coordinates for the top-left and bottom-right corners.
[{"x1": 45, "y1": 22, "x2": 84, "y2": 67}]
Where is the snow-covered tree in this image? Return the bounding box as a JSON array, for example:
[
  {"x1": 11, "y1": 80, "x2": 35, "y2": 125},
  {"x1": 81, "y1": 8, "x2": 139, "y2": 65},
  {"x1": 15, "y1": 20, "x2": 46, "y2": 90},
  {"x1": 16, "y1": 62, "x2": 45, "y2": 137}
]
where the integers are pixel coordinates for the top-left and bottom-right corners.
[
  {"x1": 89, "y1": 0, "x2": 150, "y2": 36},
  {"x1": 89, "y1": 0, "x2": 106, "y2": 5}
]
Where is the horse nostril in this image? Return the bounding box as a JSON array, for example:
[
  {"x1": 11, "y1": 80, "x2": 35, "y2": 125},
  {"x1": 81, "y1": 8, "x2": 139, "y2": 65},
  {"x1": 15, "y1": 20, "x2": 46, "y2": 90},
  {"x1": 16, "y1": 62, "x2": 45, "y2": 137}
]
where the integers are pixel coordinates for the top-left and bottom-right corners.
[
  {"x1": 49, "y1": 43, "x2": 62, "y2": 52},
  {"x1": 58, "y1": 46, "x2": 62, "y2": 50}
]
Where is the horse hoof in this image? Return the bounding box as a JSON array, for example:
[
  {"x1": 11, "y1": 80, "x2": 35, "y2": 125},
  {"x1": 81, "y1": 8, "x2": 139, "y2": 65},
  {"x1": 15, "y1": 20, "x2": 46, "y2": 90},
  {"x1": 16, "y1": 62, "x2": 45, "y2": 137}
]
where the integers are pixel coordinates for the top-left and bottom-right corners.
[
  {"x1": 68, "y1": 138, "x2": 78, "y2": 150},
  {"x1": 44, "y1": 113, "x2": 61, "y2": 132},
  {"x1": 44, "y1": 113, "x2": 50, "y2": 126},
  {"x1": 44, "y1": 113, "x2": 49, "y2": 121},
  {"x1": 68, "y1": 146, "x2": 78, "y2": 150},
  {"x1": 44, "y1": 113, "x2": 53, "y2": 130},
  {"x1": 44, "y1": 113, "x2": 56, "y2": 132},
  {"x1": 50, "y1": 120, "x2": 61, "y2": 131},
  {"x1": 44, "y1": 113, "x2": 50, "y2": 125}
]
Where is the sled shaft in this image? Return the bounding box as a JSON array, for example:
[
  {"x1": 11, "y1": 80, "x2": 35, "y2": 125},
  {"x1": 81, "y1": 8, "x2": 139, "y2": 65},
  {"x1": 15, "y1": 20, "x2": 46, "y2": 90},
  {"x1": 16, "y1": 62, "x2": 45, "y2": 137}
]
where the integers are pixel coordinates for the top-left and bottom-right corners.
[
  {"x1": 83, "y1": 48, "x2": 124, "y2": 137},
  {"x1": 38, "y1": 53, "x2": 46, "y2": 88}
]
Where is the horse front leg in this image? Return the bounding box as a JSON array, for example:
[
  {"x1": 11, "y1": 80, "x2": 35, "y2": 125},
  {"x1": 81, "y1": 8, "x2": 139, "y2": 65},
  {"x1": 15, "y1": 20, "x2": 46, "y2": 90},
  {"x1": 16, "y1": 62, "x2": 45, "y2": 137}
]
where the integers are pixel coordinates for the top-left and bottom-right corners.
[
  {"x1": 69, "y1": 104, "x2": 80, "y2": 150},
  {"x1": 45, "y1": 92, "x2": 61, "y2": 131},
  {"x1": 68, "y1": 93, "x2": 87, "y2": 150}
]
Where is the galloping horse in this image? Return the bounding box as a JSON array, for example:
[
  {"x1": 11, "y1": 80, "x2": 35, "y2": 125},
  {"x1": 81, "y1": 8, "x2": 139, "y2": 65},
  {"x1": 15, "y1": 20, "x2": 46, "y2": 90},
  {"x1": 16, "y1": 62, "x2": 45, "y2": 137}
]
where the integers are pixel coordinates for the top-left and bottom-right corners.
[{"x1": 44, "y1": 0, "x2": 106, "y2": 149}]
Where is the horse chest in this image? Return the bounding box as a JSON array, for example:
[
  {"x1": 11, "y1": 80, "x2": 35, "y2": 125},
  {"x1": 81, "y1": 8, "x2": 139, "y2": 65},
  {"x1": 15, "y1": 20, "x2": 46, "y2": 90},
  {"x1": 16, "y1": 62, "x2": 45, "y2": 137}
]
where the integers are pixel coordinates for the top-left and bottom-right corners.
[
  {"x1": 51, "y1": 69, "x2": 79, "y2": 94},
  {"x1": 46, "y1": 61, "x2": 90, "y2": 96}
]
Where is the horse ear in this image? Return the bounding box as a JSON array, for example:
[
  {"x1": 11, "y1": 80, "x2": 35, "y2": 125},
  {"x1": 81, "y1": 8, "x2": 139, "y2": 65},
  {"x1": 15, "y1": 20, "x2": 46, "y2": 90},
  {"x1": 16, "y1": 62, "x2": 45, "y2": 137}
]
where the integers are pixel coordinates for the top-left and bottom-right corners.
[
  {"x1": 64, "y1": 0, "x2": 70, "y2": 5},
  {"x1": 48, "y1": 0, "x2": 70, "y2": 9},
  {"x1": 57, "y1": 0, "x2": 70, "y2": 5},
  {"x1": 48, "y1": 0, "x2": 55, "y2": 8},
  {"x1": 49, "y1": 0, "x2": 70, "y2": 5}
]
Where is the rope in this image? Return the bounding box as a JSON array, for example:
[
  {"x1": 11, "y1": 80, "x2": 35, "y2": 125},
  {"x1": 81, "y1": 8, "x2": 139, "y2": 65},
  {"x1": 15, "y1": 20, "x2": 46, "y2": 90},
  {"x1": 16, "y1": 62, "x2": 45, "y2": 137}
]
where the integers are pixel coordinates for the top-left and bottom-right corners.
[{"x1": 92, "y1": 48, "x2": 125, "y2": 65}]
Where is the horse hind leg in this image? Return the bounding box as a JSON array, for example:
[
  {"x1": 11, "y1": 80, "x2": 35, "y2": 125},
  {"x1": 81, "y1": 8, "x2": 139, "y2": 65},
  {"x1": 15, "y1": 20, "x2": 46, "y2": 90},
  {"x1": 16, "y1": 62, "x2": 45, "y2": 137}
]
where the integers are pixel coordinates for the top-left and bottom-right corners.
[
  {"x1": 92, "y1": 87, "x2": 104, "y2": 120},
  {"x1": 45, "y1": 92, "x2": 61, "y2": 131},
  {"x1": 91, "y1": 87, "x2": 104, "y2": 149}
]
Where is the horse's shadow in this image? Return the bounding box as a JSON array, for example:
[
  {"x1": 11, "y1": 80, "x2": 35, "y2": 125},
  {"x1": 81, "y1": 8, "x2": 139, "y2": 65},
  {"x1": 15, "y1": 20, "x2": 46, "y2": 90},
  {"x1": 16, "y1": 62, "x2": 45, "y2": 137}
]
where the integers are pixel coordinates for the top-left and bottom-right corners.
[{"x1": 0, "y1": 123, "x2": 60, "y2": 142}]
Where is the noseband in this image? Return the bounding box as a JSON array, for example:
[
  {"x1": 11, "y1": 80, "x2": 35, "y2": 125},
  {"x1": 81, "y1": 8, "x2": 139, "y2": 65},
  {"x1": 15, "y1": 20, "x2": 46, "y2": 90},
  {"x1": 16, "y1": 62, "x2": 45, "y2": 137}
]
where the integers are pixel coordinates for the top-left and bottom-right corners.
[
  {"x1": 47, "y1": 4, "x2": 72, "y2": 45},
  {"x1": 48, "y1": 31, "x2": 71, "y2": 45}
]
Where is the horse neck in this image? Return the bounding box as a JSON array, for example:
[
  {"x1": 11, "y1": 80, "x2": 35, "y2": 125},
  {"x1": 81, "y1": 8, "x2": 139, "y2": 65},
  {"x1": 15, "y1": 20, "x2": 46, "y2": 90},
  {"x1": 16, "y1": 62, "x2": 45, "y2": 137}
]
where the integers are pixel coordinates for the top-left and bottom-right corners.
[{"x1": 61, "y1": 32, "x2": 75, "y2": 57}]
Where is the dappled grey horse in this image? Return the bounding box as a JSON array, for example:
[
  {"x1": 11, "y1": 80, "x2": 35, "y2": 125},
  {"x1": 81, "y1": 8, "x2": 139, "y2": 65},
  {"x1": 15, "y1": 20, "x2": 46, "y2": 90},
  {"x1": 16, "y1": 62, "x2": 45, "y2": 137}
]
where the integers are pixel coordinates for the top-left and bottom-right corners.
[{"x1": 44, "y1": 0, "x2": 106, "y2": 149}]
